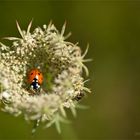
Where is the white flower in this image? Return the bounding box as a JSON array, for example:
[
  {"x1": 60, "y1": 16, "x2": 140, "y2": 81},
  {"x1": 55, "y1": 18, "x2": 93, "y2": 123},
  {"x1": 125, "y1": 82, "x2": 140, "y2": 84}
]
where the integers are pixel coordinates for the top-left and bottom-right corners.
[
  {"x1": 0, "y1": 21, "x2": 91, "y2": 133},
  {"x1": 1, "y1": 91, "x2": 11, "y2": 100}
]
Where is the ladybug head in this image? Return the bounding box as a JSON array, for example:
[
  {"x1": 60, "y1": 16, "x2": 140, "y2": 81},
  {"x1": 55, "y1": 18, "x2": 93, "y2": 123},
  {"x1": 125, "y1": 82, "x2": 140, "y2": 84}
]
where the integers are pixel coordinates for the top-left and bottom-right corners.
[{"x1": 28, "y1": 69, "x2": 43, "y2": 85}]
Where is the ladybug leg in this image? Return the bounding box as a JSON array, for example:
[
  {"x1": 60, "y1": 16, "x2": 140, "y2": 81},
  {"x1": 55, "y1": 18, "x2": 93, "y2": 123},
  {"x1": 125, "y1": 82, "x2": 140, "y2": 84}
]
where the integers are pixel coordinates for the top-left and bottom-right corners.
[
  {"x1": 29, "y1": 88, "x2": 37, "y2": 94},
  {"x1": 25, "y1": 85, "x2": 35, "y2": 94}
]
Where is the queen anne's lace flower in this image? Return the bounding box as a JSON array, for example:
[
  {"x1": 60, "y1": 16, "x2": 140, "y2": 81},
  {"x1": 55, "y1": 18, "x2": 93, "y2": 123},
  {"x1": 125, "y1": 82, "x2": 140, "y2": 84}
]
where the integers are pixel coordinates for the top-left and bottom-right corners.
[{"x1": 0, "y1": 21, "x2": 91, "y2": 133}]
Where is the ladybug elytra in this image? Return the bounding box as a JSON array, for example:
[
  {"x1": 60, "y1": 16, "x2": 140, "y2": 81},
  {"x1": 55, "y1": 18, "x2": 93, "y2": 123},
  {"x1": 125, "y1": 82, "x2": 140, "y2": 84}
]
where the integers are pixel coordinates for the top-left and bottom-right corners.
[{"x1": 27, "y1": 69, "x2": 43, "y2": 90}]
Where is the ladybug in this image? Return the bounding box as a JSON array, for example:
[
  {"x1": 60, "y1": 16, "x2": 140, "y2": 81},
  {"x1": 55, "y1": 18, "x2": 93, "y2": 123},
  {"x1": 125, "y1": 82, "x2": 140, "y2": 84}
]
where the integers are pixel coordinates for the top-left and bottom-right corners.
[{"x1": 27, "y1": 69, "x2": 43, "y2": 90}]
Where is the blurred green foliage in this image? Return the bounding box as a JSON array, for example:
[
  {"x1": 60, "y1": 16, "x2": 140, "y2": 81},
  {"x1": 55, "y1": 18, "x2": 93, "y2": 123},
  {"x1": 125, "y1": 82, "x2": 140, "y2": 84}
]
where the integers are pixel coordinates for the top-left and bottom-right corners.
[{"x1": 0, "y1": 0, "x2": 140, "y2": 139}]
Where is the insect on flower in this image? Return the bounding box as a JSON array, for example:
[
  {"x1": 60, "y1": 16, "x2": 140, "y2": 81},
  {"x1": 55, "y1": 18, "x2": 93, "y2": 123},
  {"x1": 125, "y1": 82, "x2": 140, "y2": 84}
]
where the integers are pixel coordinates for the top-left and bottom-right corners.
[
  {"x1": 27, "y1": 69, "x2": 43, "y2": 91},
  {"x1": 0, "y1": 21, "x2": 91, "y2": 133},
  {"x1": 73, "y1": 91, "x2": 85, "y2": 101}
]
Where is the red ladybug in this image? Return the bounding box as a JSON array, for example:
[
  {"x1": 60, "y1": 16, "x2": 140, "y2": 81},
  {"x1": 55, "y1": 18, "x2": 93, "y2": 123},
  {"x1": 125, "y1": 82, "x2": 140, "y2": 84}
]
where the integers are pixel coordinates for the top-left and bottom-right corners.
[{"x1": 27, "y1": 69, "x2": 43, "y2": 90}]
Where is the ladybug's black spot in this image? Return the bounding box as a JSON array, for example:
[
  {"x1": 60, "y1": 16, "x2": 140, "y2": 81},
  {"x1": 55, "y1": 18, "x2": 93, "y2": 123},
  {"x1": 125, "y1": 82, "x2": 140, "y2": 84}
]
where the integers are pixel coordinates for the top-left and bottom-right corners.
[
  {"x1": 31, "y1": 73, "x2": 33, "y2": 75},
  {"x1": 38, "y1": 73, "x2": 40, "y2": 75},
  {"x1": 31, "y1": 79, "x2": 40, "y2": 90}
]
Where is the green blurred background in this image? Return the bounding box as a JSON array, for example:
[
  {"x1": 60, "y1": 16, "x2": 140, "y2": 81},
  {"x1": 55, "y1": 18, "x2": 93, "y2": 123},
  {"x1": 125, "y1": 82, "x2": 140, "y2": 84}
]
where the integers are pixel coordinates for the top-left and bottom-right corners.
[{"x1": 0, "y1": 0, "x2": 140, "y2": 139}]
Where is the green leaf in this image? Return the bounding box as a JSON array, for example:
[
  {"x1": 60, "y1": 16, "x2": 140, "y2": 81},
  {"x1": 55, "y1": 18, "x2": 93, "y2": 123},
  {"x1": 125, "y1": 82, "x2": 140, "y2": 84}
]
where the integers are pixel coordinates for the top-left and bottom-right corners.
[
  {"x1": 82, "y1": 87, "x2": 91, "y2": 93},
  {"x1": 27, "y1": 19, "x2": 33, "y2": 35},
  {"x1": 16, "y1": 20, "x2": 24, "y2": 39},
  {"x1": 60, "y1": 105, "x2": 67, "y2": 117},
  {"x1": 70, "y1": 106, "x2": 77, "y2": 118},
  {"x1": 45, "y1": 119, "x2": 55, "y2": 128},
  {"x1": 55, "y1": 119, "x2": 61, "y2": 134},
  {"x1": 59, "y1": 116, "x2": 71, "y2": 124},
  {"x1": 75, "y1": 104, "x2": 89, "y2": 110}
]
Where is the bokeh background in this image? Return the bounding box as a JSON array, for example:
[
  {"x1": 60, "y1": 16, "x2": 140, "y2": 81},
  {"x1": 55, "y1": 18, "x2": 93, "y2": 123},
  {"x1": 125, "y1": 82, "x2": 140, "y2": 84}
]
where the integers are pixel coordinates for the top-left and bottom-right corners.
[{"x1": 0, "y1": 0, "x2": 140, "y2": 139}]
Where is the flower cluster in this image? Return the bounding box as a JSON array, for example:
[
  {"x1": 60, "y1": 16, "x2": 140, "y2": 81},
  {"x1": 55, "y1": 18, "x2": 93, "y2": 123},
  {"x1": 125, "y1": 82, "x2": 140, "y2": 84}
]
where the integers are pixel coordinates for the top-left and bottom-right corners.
[{"x1": 0, "y1": 21, "x2": 91, "y2": 133}]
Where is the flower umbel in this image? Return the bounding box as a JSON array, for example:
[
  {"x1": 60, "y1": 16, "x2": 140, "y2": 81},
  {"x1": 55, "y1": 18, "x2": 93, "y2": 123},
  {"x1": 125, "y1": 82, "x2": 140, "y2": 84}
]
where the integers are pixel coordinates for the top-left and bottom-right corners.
[{"x1": 0, "y1": 21, "x2": 91, "y2": 133}]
